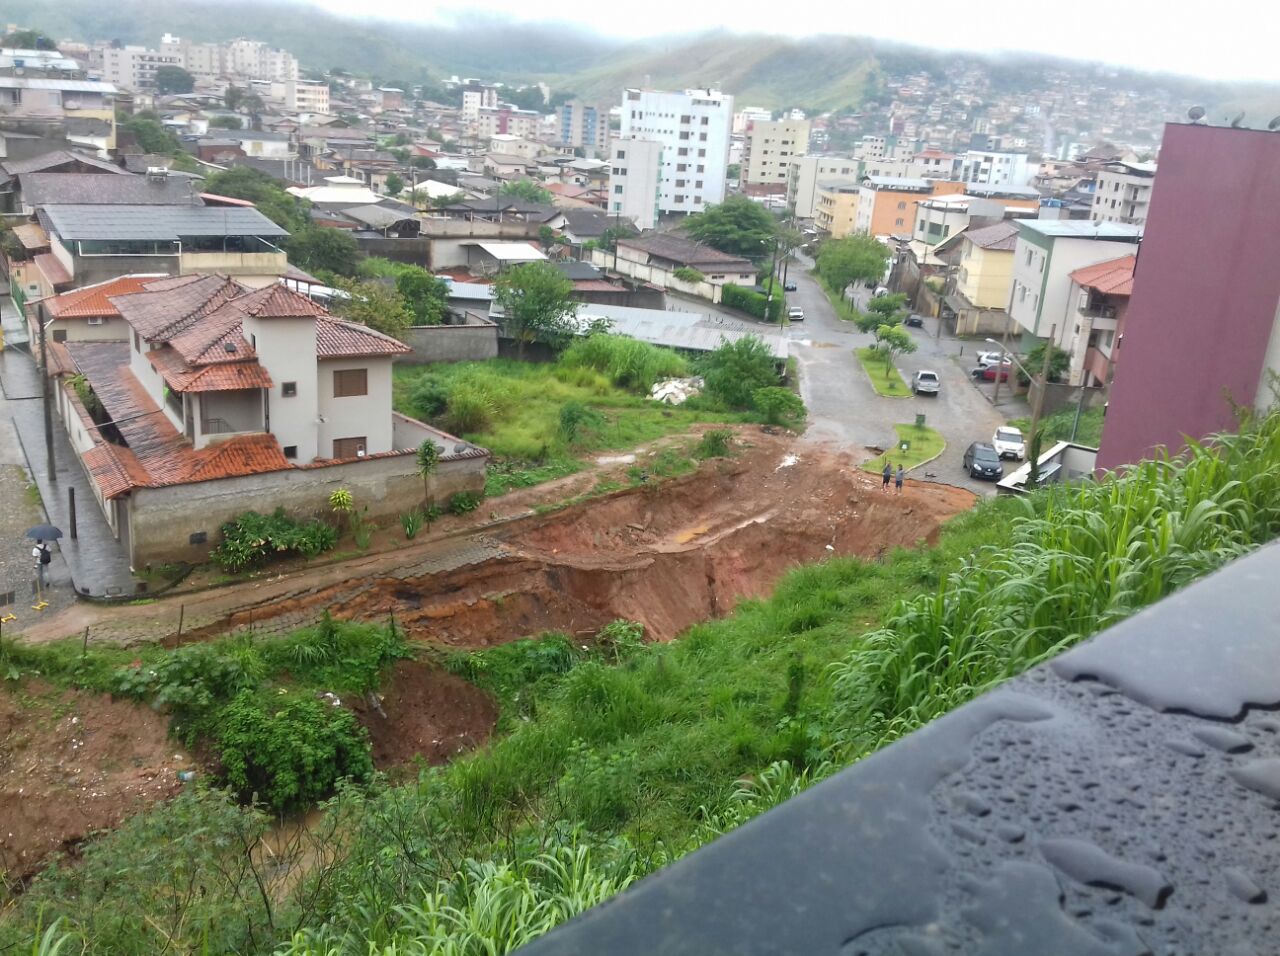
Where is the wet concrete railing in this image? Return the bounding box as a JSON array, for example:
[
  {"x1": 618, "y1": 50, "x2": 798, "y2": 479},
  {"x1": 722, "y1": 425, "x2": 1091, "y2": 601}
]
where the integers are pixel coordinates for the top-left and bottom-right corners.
[{"x1": 517, "y1": 542, "x2": 1280, "y2": 955}]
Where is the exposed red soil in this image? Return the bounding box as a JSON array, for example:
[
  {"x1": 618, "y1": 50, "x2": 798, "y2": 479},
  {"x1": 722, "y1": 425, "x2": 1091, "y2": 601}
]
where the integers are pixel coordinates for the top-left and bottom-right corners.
[
  {"x1": 0, "y1": 679, "x2": 193, "y2": 883},
  {"x1": 352, "y1": 658, "x2": 499, "y2": 769}
]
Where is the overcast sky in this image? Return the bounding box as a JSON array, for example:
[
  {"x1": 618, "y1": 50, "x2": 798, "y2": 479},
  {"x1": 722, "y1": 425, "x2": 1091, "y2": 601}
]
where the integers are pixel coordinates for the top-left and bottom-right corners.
[{"x1": 306, "y1": 0, "x2": 1280, "y2": 85}]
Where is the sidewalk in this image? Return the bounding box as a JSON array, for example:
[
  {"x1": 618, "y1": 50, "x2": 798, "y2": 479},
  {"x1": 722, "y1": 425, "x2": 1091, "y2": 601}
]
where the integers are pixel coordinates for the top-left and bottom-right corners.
[{"x1": 0, "y1": 341, "x2": 141, "y2": 604}]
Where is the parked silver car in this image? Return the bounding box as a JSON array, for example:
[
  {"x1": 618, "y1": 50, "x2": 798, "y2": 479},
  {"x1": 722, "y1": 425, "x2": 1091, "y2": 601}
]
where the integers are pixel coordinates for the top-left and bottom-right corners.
[{"x1": 912, "y1": 370, "x2": 941, "y2": 395}]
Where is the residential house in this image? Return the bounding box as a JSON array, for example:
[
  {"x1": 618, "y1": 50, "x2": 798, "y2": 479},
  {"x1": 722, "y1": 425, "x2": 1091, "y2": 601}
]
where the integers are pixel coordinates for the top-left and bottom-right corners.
[
  {"x1": 1090, "y1": 160, "x2": 1157, "y2": 226},
  {"x1": 741, "y1": 119, "x2": 810, "y2": 196},
  {"x1": 477, "y1": 106, "x2": 541, "y2": 140},
  {"x1": 1064, "y1": 255, "x2": 1134, "y2": 387},
  {"x1": 614, "y1": 88, "x2": 733, "y2": 218},
  {"x1": 1099, "y1": 124, "x2": 1280, "y2": 471},
  {"x1": 934, "y1": 220, "x2": 1020, "y2": 335},
  {"x1": 16, "y1": 169, "x2": 200, "y2": 214},
  {"x1": 481, "y1": 152, "x2": 538, "y2": 180},
  {"x1": 814, "y1": 180, "x2": 862, "y2": 239},
  {"x1": 600, "y1": 234, "x2": 755, "y2": 303},
  {"x1": 487, "y1": 135, "x2": 546, "y2": 162},
  {"x1": 1007, "y1": 220, "x2": 1142, "y2": 350},
  {"x1": 0, "y1": 53, "x2": 117, "y2": 153},
  {"x1": 51, "y1": 275, "x2": 484, "y2": 567},
  {"x1": 787, "y1": 155, "x2": 858, "y2": 219},
  {"x1": 465, "y1": 241, "x2": 547, "y2": 276},
  {"x1": 855, "y1": 177, "x2": 966, "y2": 237},
  {"x1": 0, "y1": 148, "x2": 129, "y2": 213}
]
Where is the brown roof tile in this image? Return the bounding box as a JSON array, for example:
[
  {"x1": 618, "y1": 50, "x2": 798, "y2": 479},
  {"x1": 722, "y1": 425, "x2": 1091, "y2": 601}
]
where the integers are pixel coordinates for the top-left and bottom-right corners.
[
  {"x1": 111, "y1": 275, "x2": 242, "y2": 341},
  {"x1": 44, "y1": 275, "x2": 161, "y2": 319},
  {"x1": 316, "y1": 317, "x2": 412, "y2": 358},
  {"x1": 34, "y1": 251, "x2": 72, "y2": 287},
  {"x1": 1069, "y1": 255, "x2": 1136, "y2": 296},
  {"x1": 11, "y1": 222, "x2": 49, "y2": 251}
]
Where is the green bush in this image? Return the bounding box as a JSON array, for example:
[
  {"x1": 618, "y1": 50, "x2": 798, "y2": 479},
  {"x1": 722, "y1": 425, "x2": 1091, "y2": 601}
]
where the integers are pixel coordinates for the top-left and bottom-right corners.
[
  {"x1": 700, "y1": 336, "x2": 779, "y2": 410},
  {"x1": 445, "y1": 383, "x2": 496, "y2": 434},
  {"x1": 695, "y1": 428, "x2": 735, "y2": 458},
  {"x1": 721, "y1": 283, "x2": 783, "y2": 323},
  {"x1": 448, "y1": 490, "x2": 483, "y2": 515},
  {"x1": 213, "y1": 689, "x2": 374, "y2": 811},
  {"x1": 559, "y1": 400, "x2": 605, "y2": 444},
  {"x1": 409, "y1": 374, "x2": 451, "y2": 418},
  {"x1": 673, "y1": 266, "x2": 705, "y2": 283},
  {"x1": 210, "y1": 508, "x2": 336, "y2": 572},
  {"x1": 560, "y1": 334, "x2": 688, "y2": 391},
  {"x1": 752, "y1": 386, "x2": 806, "y2": 426}
]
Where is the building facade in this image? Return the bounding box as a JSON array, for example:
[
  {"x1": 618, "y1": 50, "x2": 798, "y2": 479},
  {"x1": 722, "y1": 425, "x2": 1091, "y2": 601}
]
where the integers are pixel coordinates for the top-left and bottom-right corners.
[
  {"x1": 855, "y1": 177, "x2": 965, "y2": 237},
  {"x1": 787, "y1": 154, "x2": 858, "y2": 219},
  {"x1": 1098, "y1": 124, "x2": 1280, "y2": 471},
  {"x1": 814, "y1": 180, "x2": 861, "y2": 238},
  {"x1": 1090, "y1": 161, "x2": 1157, "y2": 226},
  {"x1": 959, "y1": 149, "x2": 1032, "y2": 187},
  {"x1": 616, "y1": 87, "x2": 733, "y2": 217},
  {"x1": 555, "y1": 99, "x2": 610, "y2": 156},
  {"x1": 741, "y1": 119, "x2": 810, "y2": 195},
  {"x1": 608, "y1": 137, "x2": 663, "y2": 230},
  {"x1": 1064, "y1": 255, "x2": 1134, "y2": 387}
]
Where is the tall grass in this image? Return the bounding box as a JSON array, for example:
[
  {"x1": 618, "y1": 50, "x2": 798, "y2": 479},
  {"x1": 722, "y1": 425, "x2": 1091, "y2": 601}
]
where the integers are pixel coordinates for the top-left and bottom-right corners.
[
  {"x1": 559, "y1": 335, "x2": 689, "y2": 391},
  {"x1": 832, "y1": 410, "x2": 1280, "y2": 750}
]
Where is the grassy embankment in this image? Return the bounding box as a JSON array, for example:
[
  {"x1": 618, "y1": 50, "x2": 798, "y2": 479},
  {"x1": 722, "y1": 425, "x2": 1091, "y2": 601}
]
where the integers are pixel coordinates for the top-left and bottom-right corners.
[
  {"x1": 7, "y1": 409, "x2": 1280, "y2": 954},
  {"x1": 854, "y1": 346, "x2": 911, "y2": 397},
  {"x1": 862, "y1": 423, "x2": 946, "y2": 473}
]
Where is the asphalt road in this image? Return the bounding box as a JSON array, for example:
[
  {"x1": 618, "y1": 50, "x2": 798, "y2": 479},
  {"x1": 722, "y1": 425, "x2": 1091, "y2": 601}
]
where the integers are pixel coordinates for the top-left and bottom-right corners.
[{"x1": 783, "y1": 263, "x2": 1030, "y2": 495}]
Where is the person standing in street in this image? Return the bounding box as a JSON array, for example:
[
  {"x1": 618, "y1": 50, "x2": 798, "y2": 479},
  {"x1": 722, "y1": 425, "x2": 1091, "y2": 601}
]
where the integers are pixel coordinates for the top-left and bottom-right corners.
[
  {"x1": 895, "y1": 464, "x2": 905, "y2": 495},
  {"x1": 32, "y1": 540, "x2": 51, "y2": 589},
  {"x1": 882, "y1": 462, "x2": 892, "y2": 492}
]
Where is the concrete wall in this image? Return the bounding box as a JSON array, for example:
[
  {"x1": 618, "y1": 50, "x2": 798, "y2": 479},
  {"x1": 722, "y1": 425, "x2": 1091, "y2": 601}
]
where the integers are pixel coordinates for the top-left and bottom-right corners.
[
  {"x1": 354, "y1": 236, "x2": 432, "y2": 267},
  {"x1": 179, "y1": 251, "x2": 287, "y2": 278},
  {"x1": 592, "y1": 248, "x2": 726, "y2": 303},
  {"x1": 317, "y1": 357, "x2": 394, "y2": 457},
  {"x1": 198, "y1": 389, "x2": 263, "y2": 441},
  {"x1": 403, "y1": 319, "x2": 498, "y2": 364},
  {"x1": 48, "y1": 316, "x2": 129, "y2": 343},
  {"x1": 125, "y1": 450, "x2": 487, "y2": 566}
]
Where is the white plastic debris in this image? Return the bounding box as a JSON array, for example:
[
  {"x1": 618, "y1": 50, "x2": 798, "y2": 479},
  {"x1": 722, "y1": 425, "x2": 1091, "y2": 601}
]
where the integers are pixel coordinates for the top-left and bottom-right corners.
[
  {"x1": 776, "y1": 454, "x2": 800, "y2": 470},
  {"x1": 650, "y1": 377, "x2": 704, "y2": 405}
]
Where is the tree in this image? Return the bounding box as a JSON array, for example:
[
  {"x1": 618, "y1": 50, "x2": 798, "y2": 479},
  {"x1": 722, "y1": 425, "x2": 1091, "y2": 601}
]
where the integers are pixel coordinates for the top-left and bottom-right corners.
[
  {"x1": 116, "y1": 115, "x2": 181, "y2": 156},
  {"x1": 331, "y1": 278, "x2": 414, "y2": 341},
  {"x1": 394, "y1": 268, "x2": 450, "y2": 325},
  {"x1": 500, "y1": 179, "x2": 553, "y2": 204},
  {"x1": 684, "y1": 196, "x2": 778, "y2": 258},
  {"x1": 1022, "y1": 341, "x2": 1071, "y2": 385},
  {"x1": 700, "y1": 336, "x2": 778, "y2": 409},
  {"x1": 538, "y1": 224, "x2": 557, "y2": 251},
  {"x1": 154, "y1": 66, "x2": 195, "y2": 94},
  {"x1": 384, "y1": 173, "x2": 404, "y2": 197},
  {"x1": 411, "y1": 156, "x2": 437, "y2": 170},
  {"x1": 224, "y1": 86, "x2": 247, "y2": 111},
  {"x1": 727, "y1": 163, "x2": 741, "y2": 180},
  {"x1": 208, "y1": 115, "x2": 243, "y2": 130},
  {"x1": 416, "y1": 439, "x2": 440, "y2": 505},
  {"x1": 752, "y1": 386, "x2": 806, "y2": 426},
  {"x1": 202, "y1": 167, "x2": 309, "y2": 234},
  {"x1": 2, "y1": 29, "x2": 52, "y2": 49},
  {"x1": 867, "y1": 292, "x2": 908, "y2": 323},
  {"x1": 493, "y1": 261, "x2": 577, "y2": 360},
  {"x1": 288, "y1": 227, "x2": 361, "y2": 277},
  {"x1": 815, "y1": 235, "x2": 891, "y2": 295},
  {"x1": 599, "y1": 224, "x2": 637, "y2": 252},
  {"x1": 874, "y1": 324, "x2": 917, "y2": 375}
]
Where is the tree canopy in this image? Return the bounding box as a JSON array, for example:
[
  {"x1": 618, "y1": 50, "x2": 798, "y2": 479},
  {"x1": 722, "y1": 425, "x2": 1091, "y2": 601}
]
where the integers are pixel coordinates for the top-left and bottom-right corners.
[
  {"x1": 288, "y1": 228, "x2": 361, "y2": 277},
  {"x1": 208, "y1": 115, "x2": 243, "y2": 130},
  {"x1": 1023, "y1": 341, "x2": 1071, "y2": 384},
  {"x1": 154, "y1": 65, "x2": 195, "y2": 94},
  {"x1": 358, "y1": 258, "x2": 450, "y2": 326},
  {"x1": 331, "y1": 278, "x2": 414, "y2": 341},
  {"x1": 874, "y1": 323, "x2": 917, "y2": 372},
  {"x1": 500, "y1": 179, "x2": 554, "y2": 204},
  {"x1": 493, "y1": 262, "x2": 577, "y2": 360},
  {"x1": 699, "y1": 336, "x2": 778, "y2": 409},
  {"x1": 201, "y1": 167, "x2": 310, "y2": 234},
  {"x1": 815, "y1": 235, "x2": 891, "y2": 294},
  {"x1": 117, "y1": 115, "x2": 181, "y2": 157},
  {"x1": 684, "y1": 196, "x2": 778, "y2": 258},
  {"x1": 384, "y1": 173, "x2": 404, "y2": 197}
]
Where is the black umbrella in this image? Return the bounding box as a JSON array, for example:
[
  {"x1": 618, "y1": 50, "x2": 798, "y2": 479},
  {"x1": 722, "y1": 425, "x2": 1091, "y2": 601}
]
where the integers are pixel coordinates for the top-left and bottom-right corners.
[{"x1": 25, "y1": 524, "x2": 63, "y2": 541}]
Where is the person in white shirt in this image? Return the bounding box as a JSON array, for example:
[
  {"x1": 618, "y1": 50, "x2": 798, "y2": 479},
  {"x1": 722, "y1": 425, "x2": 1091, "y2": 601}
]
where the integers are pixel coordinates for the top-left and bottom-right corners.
[{"x1": 32, "y1": 540, "x2": 51, "y2": 588}]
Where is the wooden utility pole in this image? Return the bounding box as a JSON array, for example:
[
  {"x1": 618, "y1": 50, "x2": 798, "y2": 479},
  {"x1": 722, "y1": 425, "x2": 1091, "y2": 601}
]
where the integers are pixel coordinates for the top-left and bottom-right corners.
[{"x1": 1028, "y1": 323, "x2": 1057, "y2": 447}]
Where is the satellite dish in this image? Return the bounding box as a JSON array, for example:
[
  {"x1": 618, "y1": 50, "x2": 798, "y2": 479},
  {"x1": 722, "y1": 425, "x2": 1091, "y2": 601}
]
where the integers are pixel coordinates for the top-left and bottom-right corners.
[
  {"x1": 1187, "y1": 105, "x2": 1206, "y2": 124},
  {"x1": 1229, "y1": 111, "x2": 1245, "y2": 128}
]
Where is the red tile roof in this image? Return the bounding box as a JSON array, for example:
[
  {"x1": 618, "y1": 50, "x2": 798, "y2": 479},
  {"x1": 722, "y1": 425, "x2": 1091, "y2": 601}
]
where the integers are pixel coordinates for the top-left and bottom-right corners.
[
  {"x1": 44, "y1": 275, "x2": 161, "y2": 319},
  {"x1": 111, "y1": 275, "x2": 242, "y2": 341},
  {"x1": 240, "y1": 283, "x2": 332, "y2": 319},
  {"x1": 1069, "y1": 255, "x2": 1136, "y2": 296},
  {"x1": 66, "y1": 342, "x2": 292, "y2": 496},
  {"x1": 316, "y1": 317, "x2": 412, "y2": 358},
  {"x1": 148, "y1": 346, "x2": 274, "y2": 392},
  {"x1": 34, "y1": 252, "x2": 72, "y2": 287}
]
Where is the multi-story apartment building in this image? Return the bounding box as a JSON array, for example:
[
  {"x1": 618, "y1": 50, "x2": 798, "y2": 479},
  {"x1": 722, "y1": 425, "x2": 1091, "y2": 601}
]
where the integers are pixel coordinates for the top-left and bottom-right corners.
[
  {"x1": 225, "y1": 39, "x2": 297, "y2": 82},
  {"x1": 616, "y1": 87, "x2": 733, "y2": 217},
  {"x1": 0, "y1": 49, "x2": 117, "y2": 152},
  {"x1": 102, "y1": 45, "x2": 183, "y2": 91},
  {"x1": 741, "y1": 119, "x2": 810, "y2": 196},
  {"x1": 608, "y1": 137, "x2": 663, "y2": 230},
  {"x1": 1090, "y1": 160, "x2": 1157, "y2": 226},
  {"x1": 461, "y1": 84, "x2": 499, "y2": 124},
  {"x1": 476, "y1": 106, "x2": 541, "y2": 140},
  {"x1": 732, "y1": 106, "x2": 771, "y2": 135},
  {"x1": 958, "y1": 149, "x2": 1032, "y2": 187},
  {"x1": 855, "y1": 177, "x2": 965, "y2": 237},
  {"x1": 1098, "y1": 123, "x2": 1280, "y2": 470},
  {"x1": 787, "y1": 155, "x2": 859, "y2": 219},
  {"x1": 276, "y1": 79, "x2": 329, "y2": 114},
  {"x1": 555, "y1": 99, "x2": 610, "y2": 156},
  {"x1": 814, "y1": 180, "x2": 862, "y2": 238},
  {"x1": 855, "y1": 135, "x2": 887, "y2": 160}
]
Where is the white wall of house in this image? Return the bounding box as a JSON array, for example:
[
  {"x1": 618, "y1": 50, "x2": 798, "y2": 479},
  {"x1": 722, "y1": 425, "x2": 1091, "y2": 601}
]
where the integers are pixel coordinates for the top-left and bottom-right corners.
[
  {"x1": 609, "y1": 137, "x2": 663, "y2": 230},
  {"x1": 198, "y1": 389, "x2": 264, "y2": 443},
  {"x1": 1010, "y1": 235, "x2": 1141, "y2": 344},
  {"x1": 243, "y1": 314, "x2": 319, "y2": 462},
  {"x1": 317, "y1": 357, "x2": 394, "y2": 458},
  {"x1": 787, "y1": 155, "x2": 858, "y2": 218}
]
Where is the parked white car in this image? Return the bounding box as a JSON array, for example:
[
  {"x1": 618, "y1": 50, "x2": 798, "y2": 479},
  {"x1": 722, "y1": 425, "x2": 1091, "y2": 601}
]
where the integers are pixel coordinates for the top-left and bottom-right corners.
[
  {"x1": 788, "y1": 307, "x2": 804, "y2": 322},
  {"x1": 992, "y1": 426, "x2": 1026, "y2": 459},
  {"x1": 976, "y1": 350, "x2": 1009, "y2": 367}
]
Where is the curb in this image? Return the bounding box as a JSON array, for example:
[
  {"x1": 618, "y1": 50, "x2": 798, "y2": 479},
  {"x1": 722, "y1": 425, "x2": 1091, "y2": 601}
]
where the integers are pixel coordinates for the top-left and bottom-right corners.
[{"x1": 853, "y1": 349, "x2": 911, "y2": 399}]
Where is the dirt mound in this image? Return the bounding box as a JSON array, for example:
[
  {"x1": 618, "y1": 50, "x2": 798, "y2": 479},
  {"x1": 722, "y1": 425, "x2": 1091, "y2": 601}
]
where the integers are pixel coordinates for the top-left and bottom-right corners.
[
  {"x1": 0, "y1": 680, "x2": 192, "y2": 882},
  {"x1": 352, "y1": 659, "x2": 498, "y2": 769}
]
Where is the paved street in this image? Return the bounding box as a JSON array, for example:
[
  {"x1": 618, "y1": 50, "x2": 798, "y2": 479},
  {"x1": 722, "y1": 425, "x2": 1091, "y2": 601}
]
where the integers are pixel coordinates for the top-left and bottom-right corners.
[{"x1": 783, "y1": 261, "x2": 1030, "y2": 495}]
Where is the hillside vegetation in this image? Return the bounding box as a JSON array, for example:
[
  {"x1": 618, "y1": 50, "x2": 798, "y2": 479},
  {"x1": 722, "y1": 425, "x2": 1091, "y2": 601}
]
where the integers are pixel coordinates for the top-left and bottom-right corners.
[{"x1": 5, "y1": 407, "x2": 1280, "y2": 953}]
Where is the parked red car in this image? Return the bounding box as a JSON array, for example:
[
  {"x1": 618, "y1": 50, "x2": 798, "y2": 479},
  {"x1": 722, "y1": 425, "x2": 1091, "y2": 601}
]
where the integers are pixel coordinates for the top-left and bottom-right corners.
[{"x1": 971, "y1": 364, "x2": 1012, "y2": 382}]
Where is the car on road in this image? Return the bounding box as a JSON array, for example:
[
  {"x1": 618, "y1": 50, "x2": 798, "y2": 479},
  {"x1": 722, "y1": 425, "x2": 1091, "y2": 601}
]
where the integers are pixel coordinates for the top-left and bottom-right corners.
[
  {"x1": 992, "y1": 426, "x2": 1026, "y2": 460},
  {"x1": 963, "y1": 442, "x2": 1004, "y2": 480},
  {"x1": 912, "y1": 370, "x2": 940, "y2": 395},
  {"x1": 976, "y1": 350, "x2": 1006, "y2": 367},
  {"x1": 787, "y1": 307, "x2": 804, "y2": 322},
  {"x1": 873, "y1": 285, "x2": 889, "y2": 297},
  {"x1": 971, "y1": 364, "x2": 1012, "y2": 382},
  {"x1": 783, "y1": 282, "x2": 798, "y2": 291},
  {"x1": 904, "y1": 314, "x2": 924, "y2": 328}
]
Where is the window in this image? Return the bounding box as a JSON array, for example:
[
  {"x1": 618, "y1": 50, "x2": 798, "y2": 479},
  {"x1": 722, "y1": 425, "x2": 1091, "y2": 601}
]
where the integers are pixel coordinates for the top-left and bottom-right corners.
[
  {"x1": 897, "y1": 201, "x2": 907, "y2": 210},
  {"x1": 895, "y1": 217, "x2": 904, "y2": 226},
  {"x1": 695, "y1": 181, "x2": 702, "y2": 189},
  {"x1": 86, "y1": 316, "x2": 105, "y2": 326},
  {"x1": 701, "y1": 117, "x2": 709, "y2": 125},
  {"x1": 52, "y1": 329, "x2": 67, "y2": 343},
  {"x1": 675, "y1": 179, "x2": 686, "y2": 187},
  {"x1": 697, "y1": 164, "x2": 705, "y2": 173},
  {"x1": 679, "y1": 131, "x2": 690, "y2": 140},
  {"x1": 699, "y1": 132, "x2": 707, "y2": 141},
  {"x1": 333, "y1": 368, "x2": 367, "y2": 397},
  {"x1": 283, "y1": 445, "x2": 298, "y2": 459},
  {"x1": 675, "y1": 195, "x2": 685, "y2": 203},
  {"x1": 617, "y1": 149, "x2": 626, "y2": 159},
  {"x1": 333, "y1": 437, "x2": 367, "y2": 459},
  {"x1": 677, "y1": 163, "x2": 687, "y2": 172},
  {"x1": 698, "y1": 149, "x2": 706, "y2": 158},
  {"x1": 919, "y1": 219, "x2": 926, "y2": 231},
  {"x1": 614, "y1": 184, "x2": 623, "y2": 194},
  {"x1": 282, "y1": 381, "x2": 297, "y2": 397},
  {"x1": 1025, "y1": 249, "x2": 1033, "y2": 266},
  {"x1": 680, "y1": 115, "x2": 691, "y2": 124}
]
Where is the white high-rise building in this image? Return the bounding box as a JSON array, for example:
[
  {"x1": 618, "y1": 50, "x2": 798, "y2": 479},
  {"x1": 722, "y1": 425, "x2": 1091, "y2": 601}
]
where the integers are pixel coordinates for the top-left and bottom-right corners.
[
  {"x1": 959, "y1": 149, "x2": 1032, "y2": 187},
  {"x1": 608, "y1": 137, "x2": 663, "y2": 230},
  {"x1": 616, "y1": 87, "x2": 733, "y2": 218},
  {"x1": 732, "y1": 106, "x2": 771, "y2": 135}
]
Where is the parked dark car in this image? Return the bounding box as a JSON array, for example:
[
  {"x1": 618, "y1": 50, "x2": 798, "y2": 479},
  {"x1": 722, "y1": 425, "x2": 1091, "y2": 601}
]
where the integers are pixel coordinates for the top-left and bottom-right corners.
[
  {"x1": 904, "y1": 314, "x2": 924, "y2": 328},
  {"x1": 783, "y1": 282, "x2": 798, "y2": 292},
  {"x1": 971, "y1": 364, "x2": 1012, "y2": 382},
  {"x1": 963, "y1": 442, "x2": 1004, "y2": 480}
]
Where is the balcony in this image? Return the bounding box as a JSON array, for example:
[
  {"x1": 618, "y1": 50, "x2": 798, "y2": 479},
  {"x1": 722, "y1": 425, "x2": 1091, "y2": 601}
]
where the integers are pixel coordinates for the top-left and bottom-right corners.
[{"x1": 519, "y1": 543, "x2": 1280, "y2": 955}]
